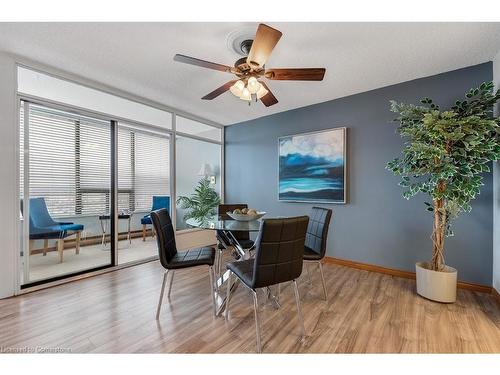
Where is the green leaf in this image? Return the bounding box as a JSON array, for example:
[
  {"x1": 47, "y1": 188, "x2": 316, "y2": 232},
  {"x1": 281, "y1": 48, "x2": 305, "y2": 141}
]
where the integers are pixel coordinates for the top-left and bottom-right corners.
[
  {"x1": 176, "y1": 177, "x2": 220, "y2": 222},
  {"x1": 387, "y1": 81, "x2": 500, "y2": 240}
]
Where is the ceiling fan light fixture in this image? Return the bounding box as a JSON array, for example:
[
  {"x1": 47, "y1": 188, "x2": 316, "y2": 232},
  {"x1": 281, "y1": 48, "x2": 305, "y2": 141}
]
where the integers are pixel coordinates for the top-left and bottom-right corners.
[
  {"x1": 229, "y1": 80, "x2": 245, "y2": 97},
  {"x1": 247, "y1": 77, "x2": 261, "y2": 94},
  {"x1": 229, "y1": 85, "x2": 241, "y2": 97},
  {"x1": 234, "y1": 80, "x2": 245, "y2": 91},
  {"x1": 239, "y1": 87, "x2": 251, "y2": 101}
]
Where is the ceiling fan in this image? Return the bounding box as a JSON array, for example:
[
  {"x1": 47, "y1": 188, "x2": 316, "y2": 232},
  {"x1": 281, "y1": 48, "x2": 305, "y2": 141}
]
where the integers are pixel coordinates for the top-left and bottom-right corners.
[{"x1": 173, "y1": 23, "x2": 326, "y2": 107}]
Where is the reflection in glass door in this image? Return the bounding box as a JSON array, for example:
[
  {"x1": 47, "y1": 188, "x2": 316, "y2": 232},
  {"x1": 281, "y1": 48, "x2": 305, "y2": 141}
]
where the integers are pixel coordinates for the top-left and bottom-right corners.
[{"x1": 19, "y1": 101, "x2": 113, "y2": 286}]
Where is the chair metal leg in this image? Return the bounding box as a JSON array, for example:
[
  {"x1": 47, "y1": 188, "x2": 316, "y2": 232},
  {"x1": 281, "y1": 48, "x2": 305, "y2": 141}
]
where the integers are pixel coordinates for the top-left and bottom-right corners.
[
  {"x1": 265, "y1": 286, "x2": 281, "y2": 309},
  {"x1": 318, "y1": 261, "x2": 328, "y2": 301},
  {"x1": 305, "y1": 262, "x2": 312, "y2": 286},
  {"x1": 209, "y1": 266, "x2": 216, "y2": 316},
  {"x1": 156, "y1": 270, "x2": 169, "y2": 320},
  {"x1": 277, "y1": 283, "x2": 281, "y2": 302},
  {"x1": 142, "y1": 224, "x2": 146, "y2": 241},
  {"x1": 292, "y1": 280, "x2": 305, "y2": 338},
  {"x1": 167, "y1": 270, "x2": 175, "y2": 299},
  {"x1": 252, "y1": 290, "x2": 262, "y2": 353},
  {"x1": 225, "y1": 271, "x2": 233, "y2": 319},
  {"x1": 216, "y1": 249, "x2": 220, "y2": 276},
  {"x1": 217, "y1": 248, "x2": 223, "y2": 277}
]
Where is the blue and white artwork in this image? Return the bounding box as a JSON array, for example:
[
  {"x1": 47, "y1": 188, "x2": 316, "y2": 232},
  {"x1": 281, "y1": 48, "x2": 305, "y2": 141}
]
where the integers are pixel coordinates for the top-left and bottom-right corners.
[{"x1": 279, "y1": 127, "x2": 346, "y2": 203}]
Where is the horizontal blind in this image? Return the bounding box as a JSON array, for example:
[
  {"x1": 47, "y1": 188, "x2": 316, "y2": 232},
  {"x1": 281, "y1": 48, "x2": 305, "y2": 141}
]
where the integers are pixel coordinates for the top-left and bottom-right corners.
[
  {"x1": 20, "y1": 101, "x2": 169, "y2": 219},
  {"x1": 117, "y1": 126, "x2": 133, "y2": 212},
  {"x1": 19, "y1": 102, "x2": 24, "y2": 201},
  {"x1": 79, "y1": 116, "x2": 111, "y2": 215},
  {"x1": 28, "y1": 104, "x2": 77, "y2": 217},
  {"x1": 22, "y1": 101, "x2": 111, "y2": 218},
  {"x1": 118, "y1": 124, "x2": 170, "y2": 212}
]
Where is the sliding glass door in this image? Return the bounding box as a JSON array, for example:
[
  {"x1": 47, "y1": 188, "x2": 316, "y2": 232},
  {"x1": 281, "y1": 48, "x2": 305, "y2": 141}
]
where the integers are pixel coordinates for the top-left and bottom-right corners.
[
  {"x1": 19, "y1": 101, "x2": 113, "y2": 286},
  {"x1": 18, "y1": 101, "x2": 174, "y2": 286},
  {"x1": 116, "y1": 123, "x2": 171, "y2": 264}
]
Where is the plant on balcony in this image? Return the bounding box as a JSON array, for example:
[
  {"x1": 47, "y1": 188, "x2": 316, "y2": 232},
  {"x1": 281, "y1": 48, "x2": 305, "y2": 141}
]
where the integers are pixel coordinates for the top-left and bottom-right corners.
[
  {"x1": 386, "y1": 82, "x2": 500, "y2": 301},
  {"x1": 177, "y1": 177, "x2": 220, "y2": 223}
]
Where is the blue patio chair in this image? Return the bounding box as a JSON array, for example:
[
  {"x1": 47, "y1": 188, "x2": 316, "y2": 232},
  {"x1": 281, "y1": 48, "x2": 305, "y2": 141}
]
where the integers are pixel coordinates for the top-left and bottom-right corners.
[
  {"x1": 141, "y1": 196, "x2": 170, "y2": 241},
  {"x1": 25, "y1": 197, "x2": 84, "y2": 263}
]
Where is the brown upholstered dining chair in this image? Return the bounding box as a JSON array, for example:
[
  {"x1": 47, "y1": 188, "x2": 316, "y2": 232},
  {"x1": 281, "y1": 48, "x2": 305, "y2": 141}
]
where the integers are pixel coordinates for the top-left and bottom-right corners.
[
  {"x1": 224, "y1": 216, "x2": 309, "y2": 353},
  {"x1": 151, "y1": 208, "x2": 217, "y2": 319}
]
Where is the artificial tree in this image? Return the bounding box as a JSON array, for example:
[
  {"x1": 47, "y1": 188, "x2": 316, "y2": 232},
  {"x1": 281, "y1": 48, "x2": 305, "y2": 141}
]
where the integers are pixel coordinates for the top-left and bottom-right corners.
[
  {"x1": 387, "y1": 82, "x2": 500, "y2": 271},
  {"x1": 177, "y1": 176, "x2": 220, "y2": 223}
]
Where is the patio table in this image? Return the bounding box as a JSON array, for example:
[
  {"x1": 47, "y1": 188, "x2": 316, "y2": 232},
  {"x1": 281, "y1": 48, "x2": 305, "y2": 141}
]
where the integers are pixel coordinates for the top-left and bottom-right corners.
[{"x1": 98, "y1": 213, "x2": 132, "y2": 248}]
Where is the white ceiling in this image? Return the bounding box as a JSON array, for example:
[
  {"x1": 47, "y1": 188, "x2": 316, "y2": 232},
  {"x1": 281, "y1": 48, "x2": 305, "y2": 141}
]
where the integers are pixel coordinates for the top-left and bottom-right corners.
[{"x1": 1, "y1": 22, "x2": 500, "y2": 125}]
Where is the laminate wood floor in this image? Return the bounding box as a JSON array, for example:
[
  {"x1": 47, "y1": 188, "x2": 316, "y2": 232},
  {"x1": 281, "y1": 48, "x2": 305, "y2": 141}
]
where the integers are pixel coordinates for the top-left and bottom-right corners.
[{"x1": 1, "y1": 259, "x2": 499, "y2": 353}]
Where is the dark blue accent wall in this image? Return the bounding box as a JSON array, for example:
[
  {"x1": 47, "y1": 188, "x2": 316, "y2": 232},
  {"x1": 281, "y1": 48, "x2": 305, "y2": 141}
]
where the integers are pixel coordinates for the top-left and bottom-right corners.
[{"x1": 225, "y1": 62, "x2": 493, "y2": 285}]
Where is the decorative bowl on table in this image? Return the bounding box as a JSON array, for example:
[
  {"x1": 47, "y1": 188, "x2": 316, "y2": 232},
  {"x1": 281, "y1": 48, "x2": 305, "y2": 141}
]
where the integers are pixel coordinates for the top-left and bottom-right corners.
[{"x1": 226, "y1": 210, "x2": 266, "y2": 222}]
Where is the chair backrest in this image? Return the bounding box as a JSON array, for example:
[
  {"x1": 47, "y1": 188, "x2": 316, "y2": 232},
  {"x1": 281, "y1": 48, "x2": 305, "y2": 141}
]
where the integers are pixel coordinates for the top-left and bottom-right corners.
[
  {"x1": 151, "y1": 208, "x2": 178, "y2": 268},
  {"x1": 28, "y1": 197, "x2": 57, "y2": 229},
  {"x1": 305, "y1": 206, "x2": 333, "y2": 258},
  {"x1": 151, "y1": 196, "x2": 170, "y2": 212},
  {"x1": 218, "y1": 203, "x2": 249, "y2": 241},
  {"x1": 251, "y1": 216, "x2": 309, "y2": 289}
]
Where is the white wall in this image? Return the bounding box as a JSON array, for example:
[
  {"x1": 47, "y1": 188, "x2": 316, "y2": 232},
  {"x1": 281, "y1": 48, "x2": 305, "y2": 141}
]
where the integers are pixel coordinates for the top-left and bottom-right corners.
[
  {"x1": 493, "y1": 50, "x2": 500, "y2": 292},
  {"x1": 0, "y1": 53, "x2": 18, "y2": 298}
]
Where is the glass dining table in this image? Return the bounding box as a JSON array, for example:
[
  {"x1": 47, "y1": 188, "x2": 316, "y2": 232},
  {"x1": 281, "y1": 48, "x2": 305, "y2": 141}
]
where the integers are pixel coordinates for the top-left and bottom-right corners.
[
  {"x1": 186, "y1": 216, "x2": 261, "y2": 256},
  {"x1": 186, "y1": 216, "x2": 279, "y2": 316}
]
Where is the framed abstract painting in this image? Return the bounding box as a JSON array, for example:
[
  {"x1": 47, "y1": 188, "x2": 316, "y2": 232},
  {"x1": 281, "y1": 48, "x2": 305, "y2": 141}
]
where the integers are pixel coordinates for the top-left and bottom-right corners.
[{"x1": 278, "y1": 127, "x2": 346, "y2": 204}]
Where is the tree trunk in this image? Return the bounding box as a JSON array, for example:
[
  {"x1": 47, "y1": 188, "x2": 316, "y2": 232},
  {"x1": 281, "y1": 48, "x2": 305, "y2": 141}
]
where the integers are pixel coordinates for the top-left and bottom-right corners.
[{"x1": 431, "y1": 181, "x2": 446, "y2": 271}]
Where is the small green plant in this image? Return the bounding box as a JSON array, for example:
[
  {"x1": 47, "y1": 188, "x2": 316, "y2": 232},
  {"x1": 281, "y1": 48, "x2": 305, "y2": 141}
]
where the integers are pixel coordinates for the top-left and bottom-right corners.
[
  {"x1": 386, "y1": 82, "x2": 500, "y2": 271},
  {"x1": 177, "y1": 177, "x2": 220, "y2": 223}
]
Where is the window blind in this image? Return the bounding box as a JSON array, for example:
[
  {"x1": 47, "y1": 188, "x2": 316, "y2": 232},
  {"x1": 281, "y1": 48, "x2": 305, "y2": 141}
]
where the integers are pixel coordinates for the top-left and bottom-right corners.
[
  {"x1": 79, "y1": 117, "x2": 111, "y2": 215},
  {"x1": 20, "y1": 101, "x2": 170, "y2": 219},
  {"x1": 118, "y1": 124, "x2": 170, "y2": 212},
  {"x1": 21, "y1": 102, "x2": 111, "y2": 218},
  {"x1": 19, "y1": 103, "x2": 24, "y2": 202},
  {"x1": 117, "y1": 126, "x2": 134, "y2": 212}
]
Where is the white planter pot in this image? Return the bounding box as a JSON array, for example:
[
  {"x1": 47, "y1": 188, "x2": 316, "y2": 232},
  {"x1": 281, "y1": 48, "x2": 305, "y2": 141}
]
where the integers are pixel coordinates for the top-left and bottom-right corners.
[{"x1": 415, "y1": 262, "x2": 457, "y2": 303}]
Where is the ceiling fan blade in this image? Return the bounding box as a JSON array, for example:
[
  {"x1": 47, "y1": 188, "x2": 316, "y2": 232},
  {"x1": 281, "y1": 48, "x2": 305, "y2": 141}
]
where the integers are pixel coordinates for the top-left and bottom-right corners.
[
  {"x1": 265, "y1": 68, "x2": 326, "y2": 81},
  {"x1": 246, "y1": 24, "x2": 282, "y2": 69},
  {"x1": 259, "y1": 82, "x2": 278, "y2": 107},
  {"x1": 174, "y1": 54, "x2": 234, "y2": 73},
  {"x1": 202, "y1": 80, "x2": 237, "y2": 100}
]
